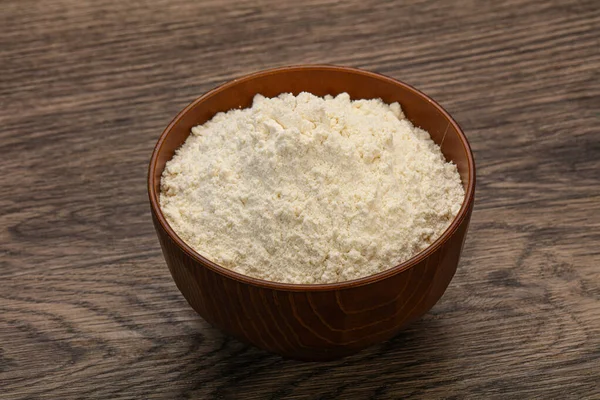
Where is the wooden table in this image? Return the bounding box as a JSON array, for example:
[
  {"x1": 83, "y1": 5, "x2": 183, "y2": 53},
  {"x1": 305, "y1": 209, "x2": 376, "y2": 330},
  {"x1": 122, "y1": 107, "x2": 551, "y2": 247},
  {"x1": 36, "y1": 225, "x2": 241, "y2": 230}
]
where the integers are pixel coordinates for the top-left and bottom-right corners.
[{"x1": 2, "y1": 0, "x2": 599, "y2": 398}]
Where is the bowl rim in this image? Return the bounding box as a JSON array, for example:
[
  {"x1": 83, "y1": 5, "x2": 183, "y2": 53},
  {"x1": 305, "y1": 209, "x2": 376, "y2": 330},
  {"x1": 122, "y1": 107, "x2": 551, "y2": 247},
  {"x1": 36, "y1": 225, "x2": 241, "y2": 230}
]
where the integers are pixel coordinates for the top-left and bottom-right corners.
[{"x1": 148, "y1": 64, "x2": 476, "y2": 291}]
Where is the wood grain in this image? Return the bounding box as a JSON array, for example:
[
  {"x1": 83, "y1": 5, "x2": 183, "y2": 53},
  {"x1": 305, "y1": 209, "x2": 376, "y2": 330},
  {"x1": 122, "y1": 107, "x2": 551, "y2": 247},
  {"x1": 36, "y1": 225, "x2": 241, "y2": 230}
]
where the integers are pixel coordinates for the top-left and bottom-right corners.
[{"x1": 1, "y1": 0, "x2": 599, "y2": 398}]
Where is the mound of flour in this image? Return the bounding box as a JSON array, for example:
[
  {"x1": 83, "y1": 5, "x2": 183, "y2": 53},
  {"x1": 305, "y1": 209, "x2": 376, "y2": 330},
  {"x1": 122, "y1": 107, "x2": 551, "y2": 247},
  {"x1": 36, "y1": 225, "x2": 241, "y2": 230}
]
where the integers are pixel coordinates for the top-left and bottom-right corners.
[{"x1": 160, "y1": 92, "x2": 464, "y2": 284}]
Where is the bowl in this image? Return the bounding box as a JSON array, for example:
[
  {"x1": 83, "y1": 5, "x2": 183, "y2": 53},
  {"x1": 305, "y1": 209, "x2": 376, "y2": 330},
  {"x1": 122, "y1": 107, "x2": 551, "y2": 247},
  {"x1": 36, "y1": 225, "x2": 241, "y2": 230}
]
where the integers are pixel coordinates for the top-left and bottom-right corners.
[{"x1": 148, "y1": 65, "x2": 475, "y2": 360}]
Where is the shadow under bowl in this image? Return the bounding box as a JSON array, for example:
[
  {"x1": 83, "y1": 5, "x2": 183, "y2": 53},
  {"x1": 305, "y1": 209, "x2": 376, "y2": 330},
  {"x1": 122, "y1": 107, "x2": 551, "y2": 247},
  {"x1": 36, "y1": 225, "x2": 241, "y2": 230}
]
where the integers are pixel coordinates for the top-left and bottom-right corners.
[{"x1": 148, "y1": 65, "x2": 475, "y2": 361}]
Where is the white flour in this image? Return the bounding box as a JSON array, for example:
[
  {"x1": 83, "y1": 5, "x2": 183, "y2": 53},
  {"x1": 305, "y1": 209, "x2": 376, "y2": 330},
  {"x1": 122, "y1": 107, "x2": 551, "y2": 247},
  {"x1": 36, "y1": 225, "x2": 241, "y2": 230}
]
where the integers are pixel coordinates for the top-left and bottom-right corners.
[{"x1": 160, "y1": 92, "x2": 464, "y2": 284}]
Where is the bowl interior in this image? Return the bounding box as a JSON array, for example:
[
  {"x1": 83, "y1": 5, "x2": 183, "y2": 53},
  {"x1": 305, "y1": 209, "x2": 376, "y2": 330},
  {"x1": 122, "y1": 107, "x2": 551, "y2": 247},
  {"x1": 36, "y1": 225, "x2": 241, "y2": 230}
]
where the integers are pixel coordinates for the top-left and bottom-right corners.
[{"x1": 149, "y1": 65, "x2": 474, "y2": 287}]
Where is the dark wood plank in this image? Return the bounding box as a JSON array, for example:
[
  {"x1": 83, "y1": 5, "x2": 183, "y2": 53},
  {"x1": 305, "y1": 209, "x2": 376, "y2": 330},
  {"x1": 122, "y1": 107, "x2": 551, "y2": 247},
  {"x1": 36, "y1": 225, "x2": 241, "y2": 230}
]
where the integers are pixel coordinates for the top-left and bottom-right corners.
[{"x1": 1, "y1": 0, "x2": 599, "y2": 398}]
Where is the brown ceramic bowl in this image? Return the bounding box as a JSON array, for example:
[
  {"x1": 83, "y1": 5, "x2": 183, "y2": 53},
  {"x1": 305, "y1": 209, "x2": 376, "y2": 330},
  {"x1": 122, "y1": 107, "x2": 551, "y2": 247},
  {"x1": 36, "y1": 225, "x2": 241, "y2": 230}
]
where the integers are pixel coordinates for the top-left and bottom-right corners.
[{"x1": 148, "y1": 65, "x2": 475, "y2": 361}]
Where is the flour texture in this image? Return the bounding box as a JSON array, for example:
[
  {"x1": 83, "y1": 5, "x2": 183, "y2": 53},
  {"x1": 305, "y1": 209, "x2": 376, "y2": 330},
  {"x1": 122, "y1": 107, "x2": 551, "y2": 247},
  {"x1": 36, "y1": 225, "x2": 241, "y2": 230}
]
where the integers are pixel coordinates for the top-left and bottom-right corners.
[{"x1": 160, "y1": 92, "x2": 465, "y2": 284}]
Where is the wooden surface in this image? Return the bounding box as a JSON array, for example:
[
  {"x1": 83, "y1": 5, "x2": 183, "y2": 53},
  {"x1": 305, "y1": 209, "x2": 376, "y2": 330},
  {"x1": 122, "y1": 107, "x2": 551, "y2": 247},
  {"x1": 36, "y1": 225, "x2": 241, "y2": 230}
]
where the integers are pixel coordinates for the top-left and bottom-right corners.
[{"x1": 1, "y1": 0, "x2": 598, "y2": 398}]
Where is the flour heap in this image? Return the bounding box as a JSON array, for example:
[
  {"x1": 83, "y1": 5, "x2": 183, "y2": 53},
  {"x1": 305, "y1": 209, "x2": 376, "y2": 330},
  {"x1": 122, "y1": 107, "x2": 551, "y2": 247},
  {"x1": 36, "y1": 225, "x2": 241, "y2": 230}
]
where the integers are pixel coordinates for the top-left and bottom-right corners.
[{"x1": 160, "y1": 92, "x2": 465, "y2": 284}]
